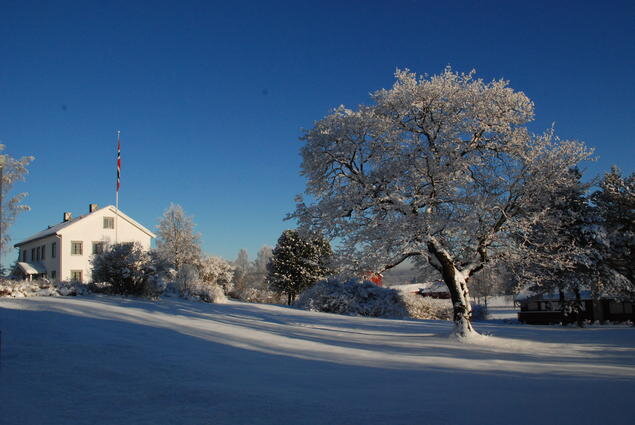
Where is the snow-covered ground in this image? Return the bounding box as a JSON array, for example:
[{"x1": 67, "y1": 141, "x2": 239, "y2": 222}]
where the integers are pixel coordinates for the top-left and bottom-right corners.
[{"x1": 1, "y1": 296, "x2": 633, "y2": 425}]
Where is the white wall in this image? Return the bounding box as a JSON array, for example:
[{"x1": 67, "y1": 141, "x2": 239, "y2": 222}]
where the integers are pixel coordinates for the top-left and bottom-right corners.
[
  {"x1": 59, "y1": 207, "x2": 153, "y2": 282},
  {"x1": 16, "y1": 234, "x2": 61, "y2": 280}
]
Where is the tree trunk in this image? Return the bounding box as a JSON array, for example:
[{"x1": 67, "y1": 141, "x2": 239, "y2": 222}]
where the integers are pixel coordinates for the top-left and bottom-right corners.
[
  {"x1": 573, "y1": 287, "x2": 584, "y2": 328},
  {"x1": 443, "y1": 268, "x2": 476, "y2": 338},
  {"x1": 428, "y1": 242, "x2": 476, "y2": 338}
]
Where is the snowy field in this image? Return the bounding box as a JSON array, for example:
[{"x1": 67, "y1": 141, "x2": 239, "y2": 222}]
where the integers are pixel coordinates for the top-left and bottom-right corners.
[{"x1": 1, "y1": 296, "x2": 634, "y2": 425}]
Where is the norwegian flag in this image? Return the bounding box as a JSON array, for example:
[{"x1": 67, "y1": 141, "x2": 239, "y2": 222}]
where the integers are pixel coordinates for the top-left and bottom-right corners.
[{"x1": 116, "y1": 133, "x2": 121, "y2": 192}]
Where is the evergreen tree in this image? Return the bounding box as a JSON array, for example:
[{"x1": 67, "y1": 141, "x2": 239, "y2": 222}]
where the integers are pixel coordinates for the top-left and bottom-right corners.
[
  {"x1": 267, "y1": 229, "x2": 332, "y2": 305},
  {"x1": 591, "y1": 167, "x2": 634, "y2": 298}
]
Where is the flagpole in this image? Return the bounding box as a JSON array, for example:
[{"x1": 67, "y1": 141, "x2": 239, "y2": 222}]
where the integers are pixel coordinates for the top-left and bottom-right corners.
[{"x1": 115, "y1": 130, "x2": 120, "y2": 244}]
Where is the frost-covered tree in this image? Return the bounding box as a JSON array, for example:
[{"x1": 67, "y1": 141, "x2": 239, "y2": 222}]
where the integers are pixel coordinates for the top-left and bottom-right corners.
[
  {"x1": 0, "y1": 145, "x2": 34, "y2": 257},
  {"x1": 267, "y1": 229, "x2": 333, "y2": 305},
  {"x1": 156, "y1": 203, "x2": 202, "y2": 272},
  {"x1": 92, "y1": 242, "x2": 154, "y2": 295},
  {"x1": 253, "y1": 245, "x2": 273, "y2": 276},
  {"x1": 591, "y1": 167, "x2": 634, "y2": 298},
  {"x1": 292, "y1": 68, "x2": 592, "y2": 337},
  {"x1": 196, "y1": 255, "x2": 235, "y2": 295},
  {"x1": 231, "y1": 248, "x2": 251, "y2": 294}
]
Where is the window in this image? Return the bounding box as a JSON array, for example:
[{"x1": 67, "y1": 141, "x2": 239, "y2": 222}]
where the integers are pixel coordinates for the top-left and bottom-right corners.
[
  {"x1": 36, "y1": 246, "x2": 41, "y2": 261},
  {"x1": 41, "y1": 245, "x2": 45, "y2": 260},
  {"x1": 22, "y1": 250, "x2": 27, "y2": 261},
  {"x1": 50, "y1": 270, "x2": 56, "y2": 279},
  {"x1": 70, "y1": 270, "x2": 82, "y2": 282},
  {"x1": 71, "y1": 241, "x2": 83, "y2": 255},
  {"x1": 103, "y1": 217, "x2": 115, "y2": 229},
  {"x1": 31, "y1": 248, "x2": 36, "y2": 261},
  {"x1": 51, "y1": 242, "x2": 57, "y2": 258},
  {"x1": 92, "y1": 242, "x2": 105, "y2": 255}
]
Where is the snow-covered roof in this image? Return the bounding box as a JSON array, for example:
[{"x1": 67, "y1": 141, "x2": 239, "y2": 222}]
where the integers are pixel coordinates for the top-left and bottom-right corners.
[
  {"x1": 14, "y1": 205, "x2": 156, "y2": 247},
  {"x1": 389, "y1": 281, "x2": 448, "y2": 293},
  {"x1": 16, "y1": 261, "x2": 47, "y2": 275}
]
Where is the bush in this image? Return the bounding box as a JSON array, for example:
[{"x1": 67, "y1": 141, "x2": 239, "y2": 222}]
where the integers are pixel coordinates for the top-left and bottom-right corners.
[
  {"x1": 295, "y1": 279, "x2": 408, "y2": 319},
  {"x1": 0, "y1": 279, "x2": 89, "y2": 298},
  {"x1": 232, "y1": 286, "x2": 286, "y2": 304},
  {"x1": 175, "y1": 264, "x2": 227, "y2": 303},
  {"x1": 401, "y1": 294, "x2": 454, "y2": 320},
  {"x1": 92, "y1": 242, "x2": 154, "y2": 296},
  {"x1": 195, "y1": 255, "x2": 234, "y2": 295}
]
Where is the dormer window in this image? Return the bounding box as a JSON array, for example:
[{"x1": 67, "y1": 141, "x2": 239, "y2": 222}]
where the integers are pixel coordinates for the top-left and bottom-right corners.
[{"x1": 103, "y1": 217, "x2": 115, "y2": 229}]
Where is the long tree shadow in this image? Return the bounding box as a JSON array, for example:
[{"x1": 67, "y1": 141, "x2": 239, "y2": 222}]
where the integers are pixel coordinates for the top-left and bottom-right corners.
[{"x1": 1, "y1": 298, "x2": 634, "y2": 425}]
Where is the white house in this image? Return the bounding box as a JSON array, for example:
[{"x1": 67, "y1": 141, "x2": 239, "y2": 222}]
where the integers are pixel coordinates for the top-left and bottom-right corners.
[{"x1": 14, "y1": 204, "x2": 156, "y2": 283}]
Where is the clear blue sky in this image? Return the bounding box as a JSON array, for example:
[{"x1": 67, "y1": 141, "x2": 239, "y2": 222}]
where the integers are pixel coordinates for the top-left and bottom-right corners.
[{"x1": 2, "y1": 0, "x2": 634, "y2": 264}]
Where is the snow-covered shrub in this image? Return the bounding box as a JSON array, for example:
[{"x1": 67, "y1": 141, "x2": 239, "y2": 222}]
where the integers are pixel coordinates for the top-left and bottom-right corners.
[
  {"x1": 191, "y1": 281, "x2": 227, "y2": 303},
  {"x1": 233, "y1": 286, "x2": 285, "y2": 304},
  {"x1": 401, "y1": 294, "x2": 454, "y2": 320},
  {"x1": 295, "y1": 279, "x2": 408, "y2": 319},
  {"x1": 195, "y1": 255, "x2": 234, "y2": 295},
  {"x1": 175, "y1": 264, "x2": 227, "y2": 303},
  {"x1": 0, "y1": 279, "x2": 89, "y2": 298},
  {"x1": 91, "y1": 242, "x2": 155, "y2": 296}
]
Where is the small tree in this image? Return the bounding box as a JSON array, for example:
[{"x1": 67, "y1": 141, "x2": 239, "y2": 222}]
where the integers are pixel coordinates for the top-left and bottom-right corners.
[
  {"x1": 92, "y1": 242, "x2": 154, "y2": 295},
  {"x1": 231, "y1": 249, "x2": 251, "y2": 295},
  {"x1": 0, "y1": 145, "x2": 34, "y2": 258},
  {"x1": 156, "y1": 204, "x2": 202, "y2": 272},
  {"x1": 267, "y1": 229, "x2": 333, "y2": 305}
]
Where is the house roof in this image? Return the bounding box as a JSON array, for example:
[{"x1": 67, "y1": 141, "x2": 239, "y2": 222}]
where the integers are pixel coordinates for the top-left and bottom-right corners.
[
  {"x1": 390, "y1": 281, "x2": 449, "y2": 293},
  {"x1": 14, "y1": 205, "x2": 156, "y2": 247},
  {"x1": 17, "y1": 262, "x2": 47, "y2": 275}
]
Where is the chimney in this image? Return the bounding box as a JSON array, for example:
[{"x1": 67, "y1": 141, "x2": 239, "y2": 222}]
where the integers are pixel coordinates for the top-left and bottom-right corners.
[
  {"x1": 63, "y1": 212, "x2": 72, "y2": 222},
  {"x1": 89, "y1": 203, "x2": 99, "y2": 213}
]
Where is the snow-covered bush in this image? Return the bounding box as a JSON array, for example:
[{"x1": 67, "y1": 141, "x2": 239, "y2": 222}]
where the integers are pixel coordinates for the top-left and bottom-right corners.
[
  {"x1": 191, "y1": 281, "x2": 227, "y2": 303},
  {"x1": 91, "y1": 242, "x2": 155, "y2": 296},
  {"x1": 196, "y1": 255, "x2": 234, "y2": 295},
  {"x1": 233, "y1": 286, "x2": 285, "y2": 304},
  {"x1": 0, "y1": 279, "x2": 89, "y2": 298},
  {"x1": 401, "y1": 294, "x2": 487, "y2": 321},
  {"x1": 295, "y1": 279, "x2": 408, "y2": 319},
  {"x1": 175, "y1": 264, "x2": 227, "y2": 303},
  {"x1": 401, "y1": 294, "x2": 454, "y2": 320}
]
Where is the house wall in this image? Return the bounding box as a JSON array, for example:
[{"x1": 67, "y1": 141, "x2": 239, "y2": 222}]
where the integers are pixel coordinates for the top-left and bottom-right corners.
[
  {"x1": 59, "y1": 207, "x2": 153, "y2": 282},
  {"x1": 15, "y1": 234, "x2": 61, "y2": 280}
]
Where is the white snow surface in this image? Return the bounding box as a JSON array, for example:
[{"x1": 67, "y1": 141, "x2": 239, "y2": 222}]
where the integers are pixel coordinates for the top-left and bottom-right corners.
[{"x1": 1, "y1": 295, "x2": 634, "y2": 425}]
